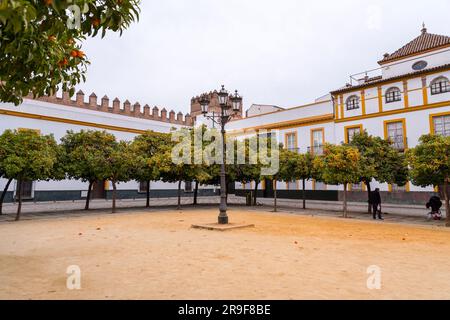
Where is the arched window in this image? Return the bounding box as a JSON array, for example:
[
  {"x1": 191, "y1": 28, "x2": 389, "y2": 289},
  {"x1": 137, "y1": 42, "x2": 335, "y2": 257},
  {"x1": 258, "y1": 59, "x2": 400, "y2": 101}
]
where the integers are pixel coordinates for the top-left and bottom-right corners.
[
  {"x1": 430, "y1": 77, "x2": 450, "y2": 95},
  {"x1": 385, "y1": 87, "x2": 402, "y2": 103},
  {"x1": 346, "y1": 95, "x2": 360, "y2": 110}
]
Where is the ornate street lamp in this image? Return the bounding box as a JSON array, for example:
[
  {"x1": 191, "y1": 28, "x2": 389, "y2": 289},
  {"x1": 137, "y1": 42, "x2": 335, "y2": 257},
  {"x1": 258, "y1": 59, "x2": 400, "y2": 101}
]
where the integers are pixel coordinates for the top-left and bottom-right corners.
[{"x1": 201, "y1": 85, "x2": 242, "y2": 224}]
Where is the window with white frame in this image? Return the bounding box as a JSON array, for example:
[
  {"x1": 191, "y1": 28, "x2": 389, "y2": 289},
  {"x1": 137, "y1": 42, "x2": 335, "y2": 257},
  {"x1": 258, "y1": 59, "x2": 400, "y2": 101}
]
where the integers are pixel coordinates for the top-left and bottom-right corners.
[
  {"x1": 184, "y1": 181, "x2": 193, "y2": 193},
  {"x1": 433, "y1": 115, "x2": 450, "y2": 137},
  {"x1": 312, "y1": 129, "x2": 324, "y2": 155},
  {"x1": 346, "y1": 127, "x2": 361, "y2": 143},
  {"x1": 385, "y1": 87, "x2": 402, "y2": 103},
  {"x1": 430, "y1": 77, "x2": 450, "y2": 95},
  {"x1": 286, "y1": 133, "x2": 297, "y2": 152},
  {"x1": 386, "y1": 121, "x2": 405, "y2": 150},
  {"x1": 346, "y1": 95, "x2": 360, "y2": 110}
]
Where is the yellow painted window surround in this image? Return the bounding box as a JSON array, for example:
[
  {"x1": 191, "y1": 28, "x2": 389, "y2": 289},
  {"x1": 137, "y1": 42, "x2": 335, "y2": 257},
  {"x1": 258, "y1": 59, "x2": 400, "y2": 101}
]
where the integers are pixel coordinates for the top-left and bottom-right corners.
[{"x1": 344, "y1": 124, "x2": 363, "y2": 143}]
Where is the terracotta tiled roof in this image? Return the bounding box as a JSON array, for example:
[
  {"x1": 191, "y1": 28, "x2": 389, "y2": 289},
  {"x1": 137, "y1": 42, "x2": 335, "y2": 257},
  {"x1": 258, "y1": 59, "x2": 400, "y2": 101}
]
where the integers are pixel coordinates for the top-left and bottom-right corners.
[
  {"x1": 378, "y1": 28, "x2": 450, "y2": 64},
  {"x1": 330, "y1": 63, "x2": 450, "y2": 95}
]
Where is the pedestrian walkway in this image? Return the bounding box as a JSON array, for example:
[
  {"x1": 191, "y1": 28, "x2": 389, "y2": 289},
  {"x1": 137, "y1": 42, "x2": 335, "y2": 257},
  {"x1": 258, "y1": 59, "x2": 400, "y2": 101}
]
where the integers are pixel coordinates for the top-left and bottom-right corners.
[{"x1": 0, "y1": 195, "x2": 446, "y2": 228}]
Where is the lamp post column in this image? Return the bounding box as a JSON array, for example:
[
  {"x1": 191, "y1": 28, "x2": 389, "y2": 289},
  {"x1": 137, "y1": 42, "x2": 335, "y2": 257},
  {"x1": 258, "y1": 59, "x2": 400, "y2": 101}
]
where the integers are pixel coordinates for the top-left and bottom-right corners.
[{"x1": 218, "y1": 107, "x2": 228, "y2": 224}]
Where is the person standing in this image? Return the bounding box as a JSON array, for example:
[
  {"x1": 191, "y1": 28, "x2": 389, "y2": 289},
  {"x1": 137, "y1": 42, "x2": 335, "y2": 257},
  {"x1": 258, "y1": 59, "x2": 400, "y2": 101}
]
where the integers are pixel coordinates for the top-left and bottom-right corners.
[{"x1": 370, "y1": 188, "x2": 383, "y2": 220}]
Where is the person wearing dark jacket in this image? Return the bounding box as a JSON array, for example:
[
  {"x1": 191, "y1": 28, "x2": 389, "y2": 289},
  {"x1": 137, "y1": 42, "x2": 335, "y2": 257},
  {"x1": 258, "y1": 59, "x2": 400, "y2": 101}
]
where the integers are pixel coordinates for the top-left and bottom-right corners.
[{"x1": 369, "y1": 188, "x2": 383, "y2": 220}]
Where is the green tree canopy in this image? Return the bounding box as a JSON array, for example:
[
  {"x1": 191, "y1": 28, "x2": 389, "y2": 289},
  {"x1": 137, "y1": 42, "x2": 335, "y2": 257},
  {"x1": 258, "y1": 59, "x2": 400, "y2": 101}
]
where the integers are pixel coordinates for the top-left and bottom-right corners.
[
  {"x1": 103, "y1": 140, "x2": 134, "y2": 213},
  {"x1": 0, "y1": 0, "x2": 141, "y2": 105},
  {"x1": 0, "y1": 129, "x2": 58, "y2": 220},
  {"x1": 407, "y1": 134, "x2": 450, "y2": 226},
  {"x1": 60, "y1": 129, "x2": 116, "y2": 210},
  {"x1": 348, "y1": 130, "x2": 409, "y2": 212},
  {"x1": 313, "y1": 143, "x2": 362, "y2": 218},
  {"x1": 131, "y1": 130, "x2": 172, "y2": 207}
]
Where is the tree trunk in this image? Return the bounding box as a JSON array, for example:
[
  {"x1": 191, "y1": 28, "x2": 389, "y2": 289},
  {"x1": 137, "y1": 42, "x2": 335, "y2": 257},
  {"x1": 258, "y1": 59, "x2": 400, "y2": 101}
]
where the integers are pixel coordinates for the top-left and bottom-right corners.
[
  {"x1": 112, "y1": 181, "x2": 117, "y2": 213},
  {"x1": 273, "y1": 179, "x2": 278, "y2": 212},
  {"x1": 146, "y1": 180, "x2": 150, "y2": 208},
  {"x1": 85, "y1": 180, "x2": 93, "y2": 211},
  {"x1": 302, "y1": 178, "x2": 306, "y2": 209},
  {"x1": 177, "y1": 180, "x2": 182, "y2": 210},
  {"x1": 15, "y1": 179, "x2": 23, "y2": 221},
  {"x1": 444, "y1": 179, "x2": 450, "y2": 227},
  {"x1": 343, "y1": 183, "x2": 348, "y2": 218},
  {"x1": 193, "y1": 180, "x2": 199, "y2": 206},
  {"x1": 253, "y1": 180, "x2": 259, "y2": 206},
  {"x1": 365, "y1": 179, "x2": 372, "y2": 214},
  {"x1": 0, "y1": 178, "x2": 13, "y2": 215}
]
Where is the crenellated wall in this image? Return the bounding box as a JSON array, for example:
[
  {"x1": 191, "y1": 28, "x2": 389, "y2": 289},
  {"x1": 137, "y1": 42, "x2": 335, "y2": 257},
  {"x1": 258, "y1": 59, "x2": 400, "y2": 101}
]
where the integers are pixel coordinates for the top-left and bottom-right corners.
[{"x1": 28, "y1": 90, "x2": 193, "y2": 126}]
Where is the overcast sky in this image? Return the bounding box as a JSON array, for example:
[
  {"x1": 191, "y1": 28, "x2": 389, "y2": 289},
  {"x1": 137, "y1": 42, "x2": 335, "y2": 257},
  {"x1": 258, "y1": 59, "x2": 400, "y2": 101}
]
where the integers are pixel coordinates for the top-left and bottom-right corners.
[{"x1": 79, "y1": 0, "x2": 450, "y2": 115}]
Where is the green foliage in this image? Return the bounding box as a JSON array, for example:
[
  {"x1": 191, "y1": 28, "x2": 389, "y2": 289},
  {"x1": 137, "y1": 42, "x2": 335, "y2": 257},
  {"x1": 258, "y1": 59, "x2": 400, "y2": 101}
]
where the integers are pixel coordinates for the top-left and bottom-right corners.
[
  {"x1": 0, "y1": 129, "x2": 58, "y2": 181},
  {"x1": 313, "y1": 143, "x2": 362, "y2": 186},
  {"x1": 0, "y1": 0, "x2": 141, "y2": 105},
  {"x1": 348, "y1": 130, "x2": 408, "y2": 187},
  {"x1": 407, "y1": 134, "x2": 450, "y2": 188},
  {"x1": 131, "y1": 130, "x2": 172, "y2": 183},
  {"x1": 60, "y1": 130, "x2": 116, "y2": 183}
]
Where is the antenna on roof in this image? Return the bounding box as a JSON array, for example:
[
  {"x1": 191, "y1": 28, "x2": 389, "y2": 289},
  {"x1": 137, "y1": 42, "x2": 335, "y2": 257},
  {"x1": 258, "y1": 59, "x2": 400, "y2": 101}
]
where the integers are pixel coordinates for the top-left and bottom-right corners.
[{"x1": 421, "y1": 22, "x2": 427, "y2": 34}]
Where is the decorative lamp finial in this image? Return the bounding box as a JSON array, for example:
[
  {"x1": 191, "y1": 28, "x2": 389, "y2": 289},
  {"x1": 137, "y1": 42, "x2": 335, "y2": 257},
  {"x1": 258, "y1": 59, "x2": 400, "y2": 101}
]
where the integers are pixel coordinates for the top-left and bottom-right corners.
[{"x1": 421, "y1": 22, "x2": 427, "y2": 34}]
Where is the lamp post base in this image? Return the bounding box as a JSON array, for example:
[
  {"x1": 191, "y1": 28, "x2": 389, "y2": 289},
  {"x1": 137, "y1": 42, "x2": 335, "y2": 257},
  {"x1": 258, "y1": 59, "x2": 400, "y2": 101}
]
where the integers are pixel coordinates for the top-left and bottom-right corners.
[{"x1": 218, "y1": 215, "x2": 229, "y2": 225}]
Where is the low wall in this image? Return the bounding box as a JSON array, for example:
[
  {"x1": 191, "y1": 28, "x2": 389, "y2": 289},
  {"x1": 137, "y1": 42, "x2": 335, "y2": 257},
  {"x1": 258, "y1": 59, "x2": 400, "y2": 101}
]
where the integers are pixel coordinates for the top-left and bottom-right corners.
[
  {"x1": 235, "y1": 189, "x2": 438, "y2": 206},
  {"x1": 1, "y1": 189, "x2": 217, "y2": 203}
]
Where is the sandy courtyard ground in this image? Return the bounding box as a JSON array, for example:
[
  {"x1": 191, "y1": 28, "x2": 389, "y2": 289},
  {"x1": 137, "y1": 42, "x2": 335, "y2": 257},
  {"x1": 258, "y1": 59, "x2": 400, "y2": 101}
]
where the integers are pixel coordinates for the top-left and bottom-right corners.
[{"x1": 1, "y1": 208, "x2": 450, "y2": 300}]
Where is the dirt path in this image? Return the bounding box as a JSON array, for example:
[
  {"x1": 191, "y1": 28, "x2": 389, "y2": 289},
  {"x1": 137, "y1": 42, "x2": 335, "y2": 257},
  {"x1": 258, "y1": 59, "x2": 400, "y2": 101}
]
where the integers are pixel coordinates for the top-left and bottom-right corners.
[{"x1": 1, "y1": 209, "x2": 449, "y2": 300}]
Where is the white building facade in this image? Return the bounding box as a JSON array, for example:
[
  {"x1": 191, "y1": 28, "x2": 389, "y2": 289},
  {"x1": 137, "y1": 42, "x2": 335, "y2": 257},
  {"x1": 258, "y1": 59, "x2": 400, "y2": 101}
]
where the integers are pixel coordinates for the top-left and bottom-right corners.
[
  {"x1": 227, "y1": 27, "x2": 450, "y2": 204},
  {"x1": 1, "y1": 27, "x2": 449, "y2": 204}
]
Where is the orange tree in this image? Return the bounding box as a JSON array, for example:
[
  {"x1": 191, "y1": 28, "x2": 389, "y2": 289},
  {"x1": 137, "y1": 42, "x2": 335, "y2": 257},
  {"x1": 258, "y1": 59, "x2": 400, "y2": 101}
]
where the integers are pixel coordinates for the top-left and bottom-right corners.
[
  {"x1": 313, "y1": 143, "x2": 362, "y2": 218},
  {"x1": 0, "y1": 0, "x2": 140, "y2": 105},
  {"x1": 407, "y1": 134, "x2": 450, "y2": 227}
]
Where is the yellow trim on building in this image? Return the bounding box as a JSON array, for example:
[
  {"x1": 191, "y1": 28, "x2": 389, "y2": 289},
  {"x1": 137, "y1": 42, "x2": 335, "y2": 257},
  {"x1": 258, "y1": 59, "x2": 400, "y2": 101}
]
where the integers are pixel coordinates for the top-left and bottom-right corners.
[
  {"x1": 403, "y1": 80, "x2": 409, "y2": 108},
  {"x1": 227, "y1": 114, "x2": 334, "y2": 134},
  {"x1": 284, "y1": 131, "x2": 298, "y2": 150},
  {"x1": 344, "y1": 124, "x2": 363, "y2": 143},
  {"x1": 1, "y1": 109, "x2": 148, "y2": 135},
  {"x1": 422, "y1": 76, "x2": 429, "y2": 106},
  {"x1": 361, "y1": 90, "x2": 366, "y2": 115},
  {"x1": 377, "y1": 86, "x2": 383, "y2": 113},
  {"x1": 340, "y1": 95, "x2": 344, "y2": 120},
  {"x1": 388, "y1": 181, "x2": 410, "y2": 193},
  {"x1": 335, "y1": 100, "x2": 450, "y2": 124},
  {"x1": 383, "y1": 118, "x2": 408, "y2": 150}
]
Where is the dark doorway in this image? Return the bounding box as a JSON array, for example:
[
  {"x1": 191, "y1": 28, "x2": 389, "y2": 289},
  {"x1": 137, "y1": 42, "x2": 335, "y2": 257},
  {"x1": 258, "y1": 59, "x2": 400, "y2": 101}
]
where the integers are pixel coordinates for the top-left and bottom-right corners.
[
  {"x1": 263, "y1": 178, "x2": 273, "y2": 198},
  {"x1": 16, "y1": 181, "x2": 33, "y2": 199},
  {"x1": 91, "y1": 180, "x2": 106, "y2": 199}
]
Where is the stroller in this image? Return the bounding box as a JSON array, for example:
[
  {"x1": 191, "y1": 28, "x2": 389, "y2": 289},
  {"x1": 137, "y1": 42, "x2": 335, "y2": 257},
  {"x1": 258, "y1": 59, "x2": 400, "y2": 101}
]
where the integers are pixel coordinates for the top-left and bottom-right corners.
[{"x1": 426, "y1": 196, "x2": 443, "y2": 220}]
